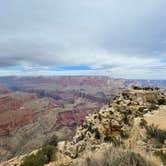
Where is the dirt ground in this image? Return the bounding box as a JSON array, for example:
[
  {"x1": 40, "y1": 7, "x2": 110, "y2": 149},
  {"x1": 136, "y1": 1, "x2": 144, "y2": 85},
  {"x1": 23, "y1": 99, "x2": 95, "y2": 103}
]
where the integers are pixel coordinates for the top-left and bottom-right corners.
[{"x1": 144, "y1": 105, "x2": 166, "y2": 130}]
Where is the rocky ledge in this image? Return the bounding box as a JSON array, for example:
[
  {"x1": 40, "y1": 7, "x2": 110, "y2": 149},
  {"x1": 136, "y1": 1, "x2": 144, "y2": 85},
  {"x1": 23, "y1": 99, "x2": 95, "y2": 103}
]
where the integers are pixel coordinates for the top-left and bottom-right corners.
[{"x1": 62, "y1": 88, "x2": 166, "y2": 158}]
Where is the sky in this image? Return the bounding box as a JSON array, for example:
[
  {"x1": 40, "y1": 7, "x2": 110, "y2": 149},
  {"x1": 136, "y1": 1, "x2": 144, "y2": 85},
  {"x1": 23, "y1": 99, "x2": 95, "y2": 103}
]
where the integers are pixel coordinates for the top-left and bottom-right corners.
[{"x1": 0, "y1": 0, "x2": 166, "y2": 79}]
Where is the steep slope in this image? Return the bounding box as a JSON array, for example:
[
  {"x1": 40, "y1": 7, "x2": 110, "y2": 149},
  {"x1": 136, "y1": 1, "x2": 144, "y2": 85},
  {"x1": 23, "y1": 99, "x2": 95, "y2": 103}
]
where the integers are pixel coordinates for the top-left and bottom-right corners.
[{"x1": 62, "y1": 88, "x2": 166, "y2": 158}]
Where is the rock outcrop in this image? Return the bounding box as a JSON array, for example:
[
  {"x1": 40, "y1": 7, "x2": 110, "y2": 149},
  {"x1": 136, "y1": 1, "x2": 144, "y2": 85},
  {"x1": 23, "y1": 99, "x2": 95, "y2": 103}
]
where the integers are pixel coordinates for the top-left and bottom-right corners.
[{"x1": 63, "y1": 88, "x2": 166, "y2": 158}]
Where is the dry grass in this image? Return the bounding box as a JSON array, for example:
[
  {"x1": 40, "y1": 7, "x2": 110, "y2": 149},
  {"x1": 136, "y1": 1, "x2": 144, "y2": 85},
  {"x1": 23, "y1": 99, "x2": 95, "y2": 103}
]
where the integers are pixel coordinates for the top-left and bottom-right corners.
[
  {"x1": 49, "y1": 152, "x2": 72, "y2": 166},
  {"x1": 71, "y1": 146, "x2": 158, "y2": 166}
]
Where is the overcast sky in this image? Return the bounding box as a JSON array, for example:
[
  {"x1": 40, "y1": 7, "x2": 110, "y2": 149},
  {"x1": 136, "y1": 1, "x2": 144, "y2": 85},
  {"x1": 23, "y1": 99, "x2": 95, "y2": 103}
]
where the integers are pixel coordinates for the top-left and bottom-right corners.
[{"x1": 0, "y1": 0, "x2": 166, "y2": 79}]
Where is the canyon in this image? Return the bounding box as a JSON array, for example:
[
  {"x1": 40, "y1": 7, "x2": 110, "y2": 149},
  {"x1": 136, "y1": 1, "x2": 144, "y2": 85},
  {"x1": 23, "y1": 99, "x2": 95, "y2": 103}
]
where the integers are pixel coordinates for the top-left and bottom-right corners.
[{"x1": 0, "y1": 76, "x2": 166, "y2": 162}]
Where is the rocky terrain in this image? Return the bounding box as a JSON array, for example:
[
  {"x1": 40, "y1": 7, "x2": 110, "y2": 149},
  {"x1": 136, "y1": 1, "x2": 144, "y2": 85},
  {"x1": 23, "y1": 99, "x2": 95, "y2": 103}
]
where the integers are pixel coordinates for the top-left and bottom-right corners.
[
  {"x1": 0, "y1": 76, "x2": 166, "y2": 163},
  {"x1": 62, "y1": 87, "x2": 166, "y2": 158},
  {"x1": 52, "y1": 88, "x2": 166, "y2": 166},
  {"x1": 1, "y1": 87, "x2": 166, "y2": 166}
]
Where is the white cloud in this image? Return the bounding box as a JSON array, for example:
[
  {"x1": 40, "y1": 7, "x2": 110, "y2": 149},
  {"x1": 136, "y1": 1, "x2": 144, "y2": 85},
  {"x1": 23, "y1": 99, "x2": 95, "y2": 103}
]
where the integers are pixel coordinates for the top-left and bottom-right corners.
[{"x1": 0, "y1": 0, "x2": 166, "y2": 79}]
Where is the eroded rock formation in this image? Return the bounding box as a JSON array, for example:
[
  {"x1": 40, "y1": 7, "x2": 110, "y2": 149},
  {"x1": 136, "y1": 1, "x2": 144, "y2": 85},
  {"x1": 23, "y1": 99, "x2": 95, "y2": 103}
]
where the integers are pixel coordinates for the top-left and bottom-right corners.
[{"x1": 63, "y1": 88, "x2": 166, "y2": 158}]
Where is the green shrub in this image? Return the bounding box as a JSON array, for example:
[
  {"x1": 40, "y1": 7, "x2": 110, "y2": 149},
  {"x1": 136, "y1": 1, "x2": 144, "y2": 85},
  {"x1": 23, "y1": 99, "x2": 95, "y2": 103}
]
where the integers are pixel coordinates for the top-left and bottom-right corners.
[
  {"x1": 87, "y1": 122, "x2": 93, "y2": 132},
  {"x1": 123, "y1": 113, "x2": 130, "y2": 124},
  {"x1": 98, "y1": 114, "x2": 102, "y2": 121},
  {"x1": 158, "y1": 98, "x2": 166, "y2": 105},
  {"x1": 43, "y1": 135, "x2": 58, "y2": 147},
  {"x1": 140, "y1": 118, "x2": 147, "y2": 128},
  {"x1": 133, "y1": 86, "x2": 142, "y2": 90},
  {"x1": 120, "y1": 130, "x2": 130, "y2": 139},
  {"x1": 94, "y1": 129, "x2": 100, "y2": 139},
  {"x1": 153, "y1": 141, "x2": 162, "y2": 149},
  {"x1": 148, "y1": 104, "x2": 159, "y2": 111},
  {"x1": 154, "y1": 150, "x2": 166, "y2": 165},
  {"x1": 138, "y1": 107, "x2": 146, "y2": 113},
  {"x1": 136, "y1": 111, "x2": 144, "y2": 117},
  {"x1": 143, "y1": 87, "x2": 153, "y2": 91},
  {"x1": 21, "y1": 153, "x2": 47, "y2": 166},
  {"x1": 21, "y1": 136, "x2": 58, "y2": 166},
  {"x1": 21, "y1": 145, "x2": 56, "y2": 166},
  {"x1": 146, "y1": 124, "x2": 166, "y2": 144},
  {"x1": 104, "y1": 136, "x2": 121, "y2": 146},
  {"x1": 104, "y1": 136, "x2": 113, "y2": 142},
  {"x1": 122, "y1": 93, "x2": 129, "y2": 99}
]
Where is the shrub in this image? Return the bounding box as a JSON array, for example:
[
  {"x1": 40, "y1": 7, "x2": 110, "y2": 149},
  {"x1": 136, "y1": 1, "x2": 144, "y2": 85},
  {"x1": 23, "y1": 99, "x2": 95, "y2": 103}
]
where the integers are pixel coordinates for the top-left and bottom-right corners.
[
  {"x1": 21, "y1": 145, "x2": 56, "y2": 166},
  {"x1": 104, "y1": 136, "x2": 121, "y2": 146},
  {"x1": 71, "y1": 148, "x2": 155, "y2": 166},
  {"x1": 43, "y1": 135, "x2": 58, "y2": 147},
  {"x1": 94, "y1": 129, "x2": 101, "y2": 139},
  {"x1": 21, "y1": 136, "x2": 58, "y2": 166},
  {"x1": 140, "y1": 118, "x2": 147, "y2": 128},
  {"x1": 154, "y1": 87, "x2": 160, "y2": 90},
  {"x1": 158, "y1": 98, "x2": 166, "y2": 105},
  {"x1": 148, "y1": 104, "x2": 159, "y2": 111},
  {"x1": 146, "y1": 124, "x2": 166, "y2": 144},
  {"x1": 143, "y1": 87, "x2": 153, "y2": 91},
  {"x1": 136, "y1": 111, "x2": 144, "y2": 117},
  {"x1": 104, "y1": 136, "x2": 112, "y2": 142},
  {"x1": 41, "y1": 145, "x2": 56, "y2": 161},
  {"x1": 21, "y1": 152, "x2": 48, "y2": 166},
  {"x1": 109, "y1": 151, "x2": 154, "y2": 166},
  {"x1": 154, "y1": 150, "x2": 166, "y2": 165},
  {"x1": 87, "y1": 122, "x2": 93, "y2": 132},
  {"x1": 123, "y1": 113, "x2": 130, "y2": 125},
  {"x1": 153, "y1": 141, "x2": 163, "y2": 149},
  {"x1": 133, "y1": 86, "x2": 142, "y2": 90},
  {"x1": 138, "y1": 107, "x2": 146, "y2": 113},
  {"x1": 120, "y1": 130, "x2": 130, "y2": 139},
  {"x1": 122, "y1": 93, "x2": 129, "y2": 99}
]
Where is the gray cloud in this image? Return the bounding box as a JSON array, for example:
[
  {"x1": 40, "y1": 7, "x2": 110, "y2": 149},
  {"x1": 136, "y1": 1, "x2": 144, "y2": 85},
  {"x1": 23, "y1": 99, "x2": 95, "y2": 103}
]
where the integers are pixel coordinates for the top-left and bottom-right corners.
[{"x1": 0, "y1": 0, "x2": 166, "y2": 78}]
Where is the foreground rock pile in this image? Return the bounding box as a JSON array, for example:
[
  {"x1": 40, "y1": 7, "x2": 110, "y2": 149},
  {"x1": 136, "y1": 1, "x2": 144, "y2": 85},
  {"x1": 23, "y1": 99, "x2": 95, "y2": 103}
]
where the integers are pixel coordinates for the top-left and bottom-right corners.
[{"x1": 63, "y1": 88, "x2": 166, "y2": 158}]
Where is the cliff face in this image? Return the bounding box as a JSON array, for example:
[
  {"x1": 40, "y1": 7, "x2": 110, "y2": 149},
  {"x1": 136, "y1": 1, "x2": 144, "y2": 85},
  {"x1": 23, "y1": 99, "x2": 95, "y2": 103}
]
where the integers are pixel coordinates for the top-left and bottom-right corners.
[{"x1": 62, "y1": 88, "x2": 166, "y2": 158}]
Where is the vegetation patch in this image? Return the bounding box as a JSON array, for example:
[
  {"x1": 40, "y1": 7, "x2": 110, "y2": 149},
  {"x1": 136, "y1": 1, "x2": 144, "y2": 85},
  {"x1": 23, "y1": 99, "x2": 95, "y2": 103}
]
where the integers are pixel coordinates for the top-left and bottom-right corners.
[
  {"x1": 148, "y1": 104, "x2": 159, "y2": 112},
  {"x1": 158, "y1": 98, "x2": 166, "y2": 105},
  {"x1": 154, "y1": 150, "x2": 166, "y2": 165},
  {"x1": 146, "y1": 124, "x2": 166, "y2": 144},
  {"x1": 140, "y1": 118, "x2": 147, "y2": 128},
  {"x1": 94, "y1": 128, "x2": 101, "y2": 139},
  {"x1": 109, "y1": 151, "x2": 154, "y2": 166},
  {"x1": 71, "y1": 148, "x2": 155, "y2": 166},
  {"x1": 21, "y1": 135, "x2": 58, "y2": 166},
  {"x1": 133, "y1": 86, "x2": 142, "y2": 90},
  {"x1": 138, "y1": 107, "x2": 146, "y2": 112}
]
